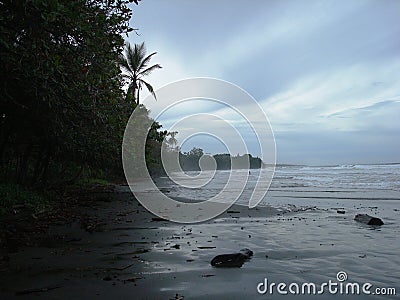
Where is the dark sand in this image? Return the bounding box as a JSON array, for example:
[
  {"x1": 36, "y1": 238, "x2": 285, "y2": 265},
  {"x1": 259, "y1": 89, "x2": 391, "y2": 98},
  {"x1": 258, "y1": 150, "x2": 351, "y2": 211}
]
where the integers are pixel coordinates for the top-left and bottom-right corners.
[{"x1": 0, "y1": 185, "x2": 399, "y2": 299}]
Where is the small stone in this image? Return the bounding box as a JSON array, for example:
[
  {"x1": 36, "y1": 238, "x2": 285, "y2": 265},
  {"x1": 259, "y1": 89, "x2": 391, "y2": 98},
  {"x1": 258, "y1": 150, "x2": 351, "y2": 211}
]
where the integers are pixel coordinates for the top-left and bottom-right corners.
[{"x1": 354, "y1": 214, "x2": 384, "y2": 226}]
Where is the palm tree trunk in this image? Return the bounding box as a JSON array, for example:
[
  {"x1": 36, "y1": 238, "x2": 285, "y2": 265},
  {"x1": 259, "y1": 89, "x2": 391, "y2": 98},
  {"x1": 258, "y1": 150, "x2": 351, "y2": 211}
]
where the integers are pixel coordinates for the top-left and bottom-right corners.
[{"x1": 131, "y1": 86, "x2": 137, "y2": 105}]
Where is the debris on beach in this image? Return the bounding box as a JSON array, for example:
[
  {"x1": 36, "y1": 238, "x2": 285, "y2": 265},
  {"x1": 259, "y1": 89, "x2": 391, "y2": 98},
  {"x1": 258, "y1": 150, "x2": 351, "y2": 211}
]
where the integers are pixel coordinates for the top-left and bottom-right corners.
[
  {"x1": 111, "y1": 263, "x2": 135, "y2": 271},
  {"x1": 151, "y1": 217, "x2": 168, "y2": 222},
  {"x1": 15, "y1": 285, "x2": 61, "y2": 296},
  {"x1": 337, "y1": 210, "x2": 345, "y2": 214},
  {"x1": 354, "y1": 214, "x2": 384, "y2": 226},
  {"x1": 210, "y1": 248, "x2": 253, "y2": 268},
  {"x1": 123, "y1": 276, "x2": 143, "y2": 283},
  {"x1": 170, "y1": 293, "x2": 184, "y2": 300}
]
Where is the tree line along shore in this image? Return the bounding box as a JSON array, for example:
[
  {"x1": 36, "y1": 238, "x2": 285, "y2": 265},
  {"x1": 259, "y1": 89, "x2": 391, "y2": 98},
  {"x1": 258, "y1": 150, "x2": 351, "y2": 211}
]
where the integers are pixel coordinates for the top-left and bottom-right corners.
[
  {"x1": 0, "y1": 1, "x2": 164, "y2": 214},
  {"x1": 0, "y1": 1, "x2": 262, "y2": 215}
]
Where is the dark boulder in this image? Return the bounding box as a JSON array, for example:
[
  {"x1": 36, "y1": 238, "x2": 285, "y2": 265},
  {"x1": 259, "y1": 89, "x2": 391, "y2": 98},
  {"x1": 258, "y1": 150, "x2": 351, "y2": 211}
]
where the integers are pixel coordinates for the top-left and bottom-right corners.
[
  {"x1": 354, "y1": 214, "x2": 384, "y2": 226},
  {"x1": 210, "y1": 248, "x2": 253, "y2": 268}
]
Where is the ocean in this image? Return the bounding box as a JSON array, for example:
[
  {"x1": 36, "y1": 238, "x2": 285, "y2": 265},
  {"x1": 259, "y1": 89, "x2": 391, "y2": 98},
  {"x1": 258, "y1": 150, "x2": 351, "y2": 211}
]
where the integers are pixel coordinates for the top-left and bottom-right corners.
[
  {"x1": 150, "y1": 164, "x2": 399, "y2": 298},
  {"x1": 156, "y1": 163, "x2": 400, "y2": 208}
]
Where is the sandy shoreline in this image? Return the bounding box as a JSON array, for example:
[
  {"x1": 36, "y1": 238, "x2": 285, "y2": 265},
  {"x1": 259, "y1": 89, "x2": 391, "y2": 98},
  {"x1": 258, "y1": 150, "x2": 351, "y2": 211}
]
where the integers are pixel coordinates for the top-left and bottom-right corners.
[{"x1": 0, "y1": 184, "x2": 399, "y2": 299}]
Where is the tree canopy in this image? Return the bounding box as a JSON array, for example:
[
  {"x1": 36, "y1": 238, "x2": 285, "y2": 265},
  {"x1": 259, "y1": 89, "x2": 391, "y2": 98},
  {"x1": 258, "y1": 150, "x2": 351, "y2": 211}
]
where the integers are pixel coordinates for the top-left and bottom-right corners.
[
  {"x1": 0, "y1": 0, "x2": 141, "y2": 186},
  {"x1": 169, "y1": 148, "x2": 264, "y2": 171}
]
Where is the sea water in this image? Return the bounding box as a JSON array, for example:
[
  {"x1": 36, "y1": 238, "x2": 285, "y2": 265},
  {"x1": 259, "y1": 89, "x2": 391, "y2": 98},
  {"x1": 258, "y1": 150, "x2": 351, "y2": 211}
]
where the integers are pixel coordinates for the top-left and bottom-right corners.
[
  {"x1": 152, "y1": 164, "x2": 399, "y2": 299},
  {"x1": 156, "y1": 163, "x2": 400, "y2": 207}
]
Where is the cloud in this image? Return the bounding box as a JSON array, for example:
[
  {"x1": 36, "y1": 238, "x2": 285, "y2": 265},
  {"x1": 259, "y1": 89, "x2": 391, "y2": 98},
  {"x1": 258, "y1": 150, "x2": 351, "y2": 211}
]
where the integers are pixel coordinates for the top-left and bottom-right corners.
[
  {"x1": 326, "y1": 100, "x2": 400, "y2": 132},
  {"x1": 127, "y1": 0, "x2": 400, "y2": 164},
  {"x1": 261, "y1": 60, "x2": 400, "y2": 132}
]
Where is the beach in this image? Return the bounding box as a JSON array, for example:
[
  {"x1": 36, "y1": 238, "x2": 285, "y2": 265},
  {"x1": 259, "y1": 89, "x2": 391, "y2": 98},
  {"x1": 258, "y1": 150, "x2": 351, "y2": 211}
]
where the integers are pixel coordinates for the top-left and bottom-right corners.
[
  {"x1": 0, "y1": 164, "x2": 399, "y2": 299},
  {"x1": 2, "y1": 1, "x2": 400, "y2": 298}
]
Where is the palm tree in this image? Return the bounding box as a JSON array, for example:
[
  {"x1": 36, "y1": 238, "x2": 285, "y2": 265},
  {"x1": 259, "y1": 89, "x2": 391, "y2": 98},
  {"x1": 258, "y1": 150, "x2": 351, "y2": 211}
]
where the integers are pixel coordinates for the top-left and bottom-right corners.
[{"x1": 119, "y1": 42, "x2": 162, "y2": 105}]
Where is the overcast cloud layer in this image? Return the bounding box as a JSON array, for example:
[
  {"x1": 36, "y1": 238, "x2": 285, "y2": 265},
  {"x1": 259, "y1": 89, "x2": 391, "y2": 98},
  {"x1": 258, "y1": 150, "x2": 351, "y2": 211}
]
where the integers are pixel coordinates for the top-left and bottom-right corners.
[{"x1": 128, "y1": 0, "x2": 400, "y2": 165}]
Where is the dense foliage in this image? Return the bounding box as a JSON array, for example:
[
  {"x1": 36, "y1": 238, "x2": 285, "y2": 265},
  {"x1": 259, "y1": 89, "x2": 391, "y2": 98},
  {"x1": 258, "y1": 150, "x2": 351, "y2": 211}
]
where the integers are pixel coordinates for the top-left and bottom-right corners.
[
  {"x1": 175, "y1": 148, "x2": 264, "y2": 171},
  {"x1": 0, "y1": 0, "x2": 159, "y2": 187},
  {"x1": 213, "y1": 153, "x2": 264, "y2": 170}
]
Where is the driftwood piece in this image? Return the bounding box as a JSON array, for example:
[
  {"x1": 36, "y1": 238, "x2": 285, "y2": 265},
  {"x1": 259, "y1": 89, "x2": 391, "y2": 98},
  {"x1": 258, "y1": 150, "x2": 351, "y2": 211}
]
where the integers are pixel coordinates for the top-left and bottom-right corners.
[
  {"x1": 354, "y1": 214, "x2": 384, "y2": 226},
  {"x1": 151, "y1": 217, "x2": 167, "y2": 222},
  {"x1": 111, "y1": 263, "x2": 135, "y2": 271},
  {"x1": 15, "y1": 285, "x2": 61, "y2": 295}
]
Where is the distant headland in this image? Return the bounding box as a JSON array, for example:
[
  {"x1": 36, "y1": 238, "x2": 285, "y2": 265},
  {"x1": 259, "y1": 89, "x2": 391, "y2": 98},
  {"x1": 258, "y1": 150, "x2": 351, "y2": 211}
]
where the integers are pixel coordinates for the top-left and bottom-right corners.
[{"x1": 177, "y1": 147, "x2": 264, "y2": 171}]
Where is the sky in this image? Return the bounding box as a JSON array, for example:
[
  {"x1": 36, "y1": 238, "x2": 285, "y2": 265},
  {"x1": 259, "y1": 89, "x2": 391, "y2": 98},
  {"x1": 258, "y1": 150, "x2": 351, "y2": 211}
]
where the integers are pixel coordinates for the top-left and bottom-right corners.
[{"x1": 127, "y1": 0, "x2": 400, "y2": 165}]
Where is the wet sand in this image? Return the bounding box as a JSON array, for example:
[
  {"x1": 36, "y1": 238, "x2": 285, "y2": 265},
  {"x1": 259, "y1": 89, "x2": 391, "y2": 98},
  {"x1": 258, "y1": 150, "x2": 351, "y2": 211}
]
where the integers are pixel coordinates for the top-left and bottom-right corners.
[{"x1": 0, "y1": 185, "x2": 399, "y2": 299}]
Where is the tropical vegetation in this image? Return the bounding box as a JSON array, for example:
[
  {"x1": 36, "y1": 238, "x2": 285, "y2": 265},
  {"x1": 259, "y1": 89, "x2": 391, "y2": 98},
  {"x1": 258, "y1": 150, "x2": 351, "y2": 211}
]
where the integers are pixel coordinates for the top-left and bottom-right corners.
[{"x1": 0, "y1": 0, "x2": 166, "y2": 214}]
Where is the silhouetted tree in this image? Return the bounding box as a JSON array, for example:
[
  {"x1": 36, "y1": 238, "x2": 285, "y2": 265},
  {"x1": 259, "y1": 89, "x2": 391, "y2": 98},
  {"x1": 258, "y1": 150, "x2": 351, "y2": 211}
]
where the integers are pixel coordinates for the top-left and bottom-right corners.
[{"x1": 119, "y1": 42, "x2": 162, "y2": 105}]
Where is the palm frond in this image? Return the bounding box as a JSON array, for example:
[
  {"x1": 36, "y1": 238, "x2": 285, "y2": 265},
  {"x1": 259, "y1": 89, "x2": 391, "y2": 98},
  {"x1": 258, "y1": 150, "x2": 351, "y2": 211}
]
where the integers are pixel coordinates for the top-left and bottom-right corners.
[
  {"x1": 132, "y1": 42, "x2": 146, "y2": 70},
  {"x1": 139, "y1": 79, "x2": 157, "y2": 100},
  {"x1": 124, "y1": 43, "x2": 131, "y2": 64},
  {"x1": 126, "y1": 43, "x2": 139, "y2": 72},
  {"x1": 138, "y1": 63, "x2": 162, "y2": 77},
  {"x1": 118, "y1": 53, "x2": 133, "y2": 75},
  {"x1": 138, "y1": 52, "x2": 157, "y2": 72},
  {"x1": 136, "y1": 42, "x2": 146, "y2": 59}
]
